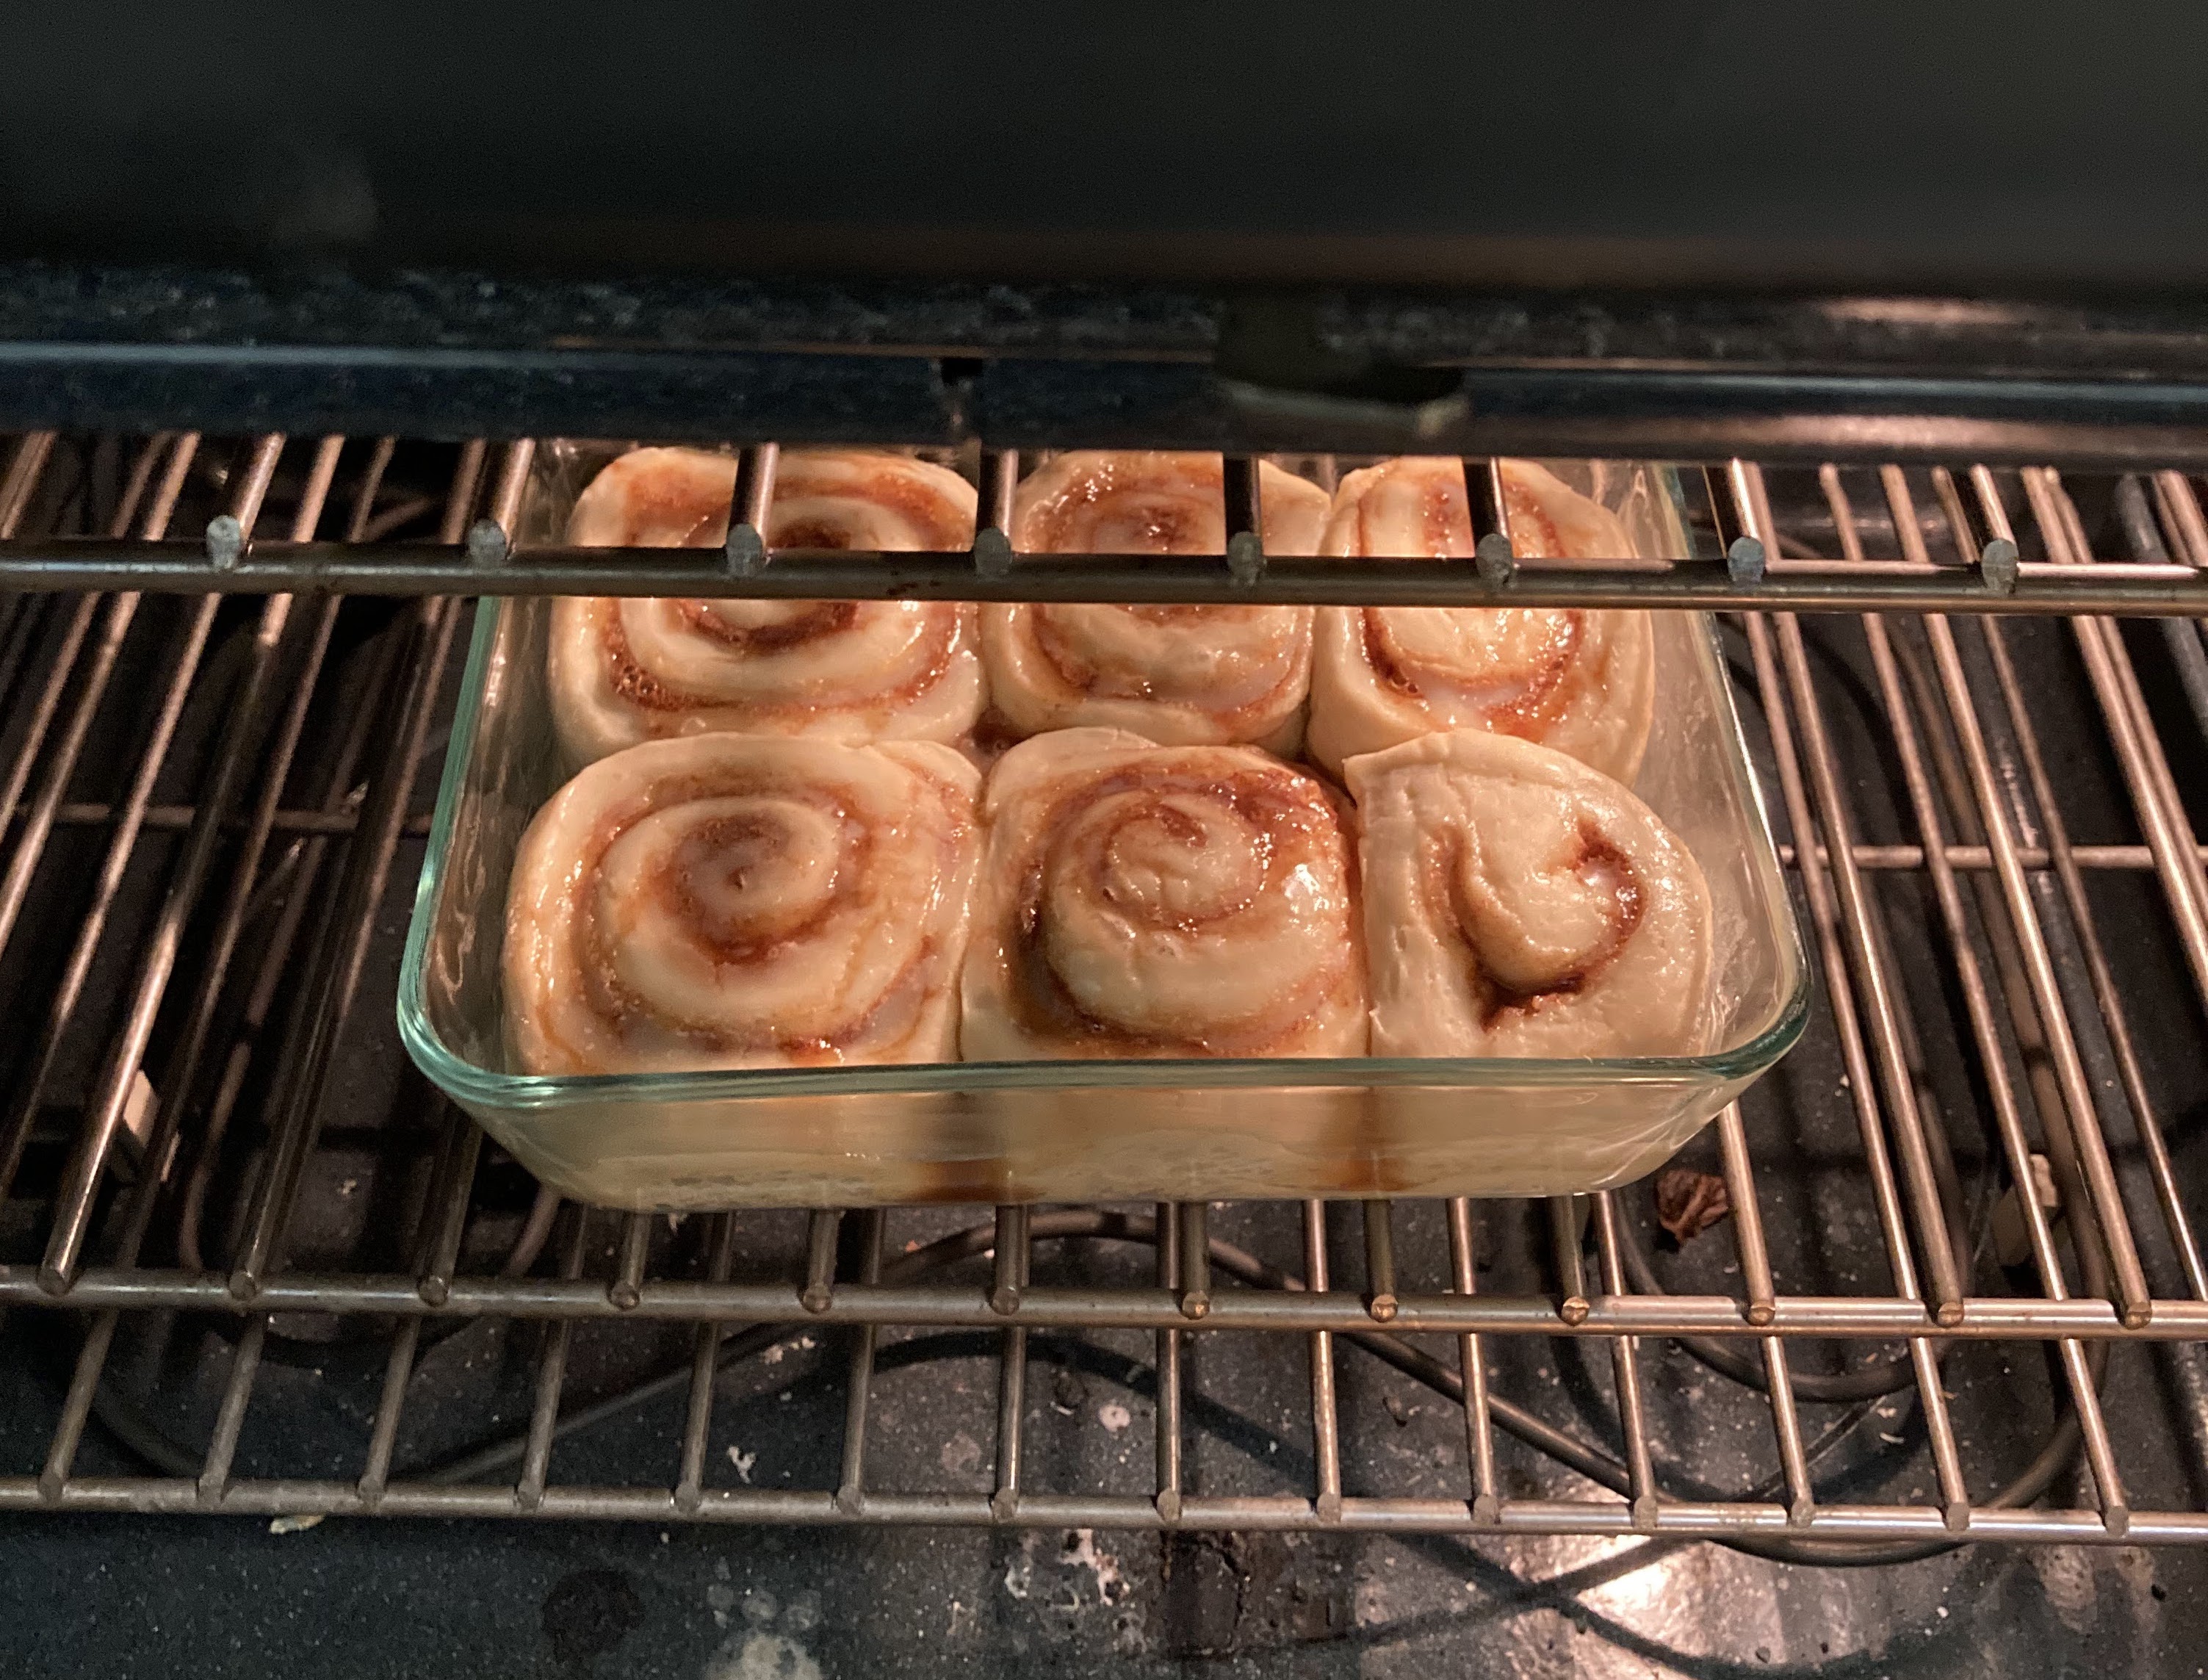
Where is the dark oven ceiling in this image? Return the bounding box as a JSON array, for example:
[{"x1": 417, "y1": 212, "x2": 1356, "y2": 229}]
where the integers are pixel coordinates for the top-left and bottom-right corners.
[
  {"x1": 5, "y1": 4, "x2": 2208, "y2": 460},
  {"x1": 10, "y1": 4, "x2": 2208, "y2": 292}
]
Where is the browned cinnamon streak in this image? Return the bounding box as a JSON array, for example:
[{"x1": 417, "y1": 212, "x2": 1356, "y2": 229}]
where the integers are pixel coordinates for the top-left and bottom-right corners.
[
  {"x1": 653, "y1": 810, "x2": 858, "y2": 962},
  {"x1": 1358, "y1": 608, "x2": 1594, "y2": 738},
  {"x1": 674, "y1": 598, "x2": 857, "y2": 652},
  {"x1": 1019, "y1": 472, "x2": 1216, "y2": 555},
  {"x1": 1025, "y1": 605, "x2": 1302, "y2": 732},
  {"x1": 560, "y1": 768, "x2": 964, "y2": 1065},
  {"x1": 1352, "y1": 469, "x2": 1565, "y2": 563},
  {"x1": 1003, "y1": 765, "x2": 1356, "y2": 1056},
  {"x1": 1352, "y1": 472, "x2": 1566, "y2": 560},
  {"x1": 1352, "y1": 470, "x2": 1603, "y2": 731},
  {"x1": 768, "y1": 468, "x2": 975, "y2": 551},
  {"x1": 608, "y1": 461, "x2": 974, "y2": 555},
  {"x1": 1426, "y1": 818, "x2": 1646, "y2": 1025},
  {"x1": 595, "y1": 599, "x2": 963, "y2": 723},
  {"x1": 615, "y1": 477, "x2": 729, "y2": 548},
  {"x1": 1014, "y1": 461, "x2": 1300, "y2": 729},
  {"x1": 588, "y1": 458, "x2": 973, "y2": 726},
  {"x1": 1501, "y1": 477, "x2": 1567, "y2": 560}
]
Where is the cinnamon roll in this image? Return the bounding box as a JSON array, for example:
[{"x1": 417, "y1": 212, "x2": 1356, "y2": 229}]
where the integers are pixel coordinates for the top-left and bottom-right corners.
[
  {"x1": 550, "y1": 447, "x2": 983, "y2": 767},
  {"x1": 1346, "y1": 729, "x2": 1711, "y2": 1058},
  {"x1": 982, "y1": 453, "x2": 1332, "y2": 752},
  {"x1": 1307, "y1": 458, "x2": 1655, "y2": 782},
  {"x1": 504, "y1": 735, "x2": 981, "y2": 1075},
  {"x1": 962, "y1": 728, "x2": 1366, "y2": 1060}
]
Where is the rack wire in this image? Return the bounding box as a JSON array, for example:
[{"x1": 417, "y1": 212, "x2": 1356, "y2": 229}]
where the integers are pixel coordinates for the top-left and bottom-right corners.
[
  {"x1": 0, "y1": 430, "x2": 2204, "y2": 1555},
  {"x1": 3, "y1": 432, "x2": 2208, "y2": 615}
]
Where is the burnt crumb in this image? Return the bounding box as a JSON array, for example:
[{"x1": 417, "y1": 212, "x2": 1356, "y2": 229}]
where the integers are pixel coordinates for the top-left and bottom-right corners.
[
  {"x1": 1051, "y1": 1366, "x2": 1088, "y2": 1416},
  {"x1": 1382, "y1": 1391, "x2": 1415, "y2": 1427},
  {"x1": 1653, "y1": 1168, "x2": 1732, "y2": 1245}
]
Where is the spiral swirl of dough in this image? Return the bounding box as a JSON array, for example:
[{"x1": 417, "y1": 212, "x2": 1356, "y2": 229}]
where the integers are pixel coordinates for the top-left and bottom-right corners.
[
  {"x1": 550, "y1": 448, "x2": 981, "y2": 766},
  {"x1": 982, "y1": 453, "x2": 1331, "y2": 751},
  {"x1": 1346, "y1": 729, "x2": 1711, "y2": 1058},
  {"x1": 962, "y1": 729, "x2": 1365, "y2": 1059},
  {"x1": 1307, "y1": 458, "x2": 1654, "y2": 782},
  {"x1": 504, "y1": 735, "x2": 981, "y2": 1074}
]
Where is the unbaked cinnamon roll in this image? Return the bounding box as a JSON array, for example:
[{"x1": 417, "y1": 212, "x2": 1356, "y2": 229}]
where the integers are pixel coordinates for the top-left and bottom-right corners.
[
  {"x1": 1346, "y1": 729, "x2": 1711, "y2": 1058},
  {"x1": 549, "y1": 447, "x2": 982, "y2": 766},
  {"x1": 1307, "y1": 458, "x2": 1654, "y2": 782},
  {"x1": 504, "y1": 735, "x2": 981, "y2": 1074},
  {"x1": 962, "y1": 728, "x2": 1366, "y2": 1059},
  {"x1": 982, "y1": 453, "x2": 1332, "y2": 752}
]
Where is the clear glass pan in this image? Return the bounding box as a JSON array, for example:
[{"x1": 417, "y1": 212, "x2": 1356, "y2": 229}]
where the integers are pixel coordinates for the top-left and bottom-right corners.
[{"x1": 397, "y1": 458, "x2": 1808, "y2": 1208}]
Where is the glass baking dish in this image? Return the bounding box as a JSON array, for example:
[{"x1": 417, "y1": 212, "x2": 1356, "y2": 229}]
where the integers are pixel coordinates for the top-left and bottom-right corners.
[{"x1": 397, "y1": 458, "x2": 1808, "y2": 1209}]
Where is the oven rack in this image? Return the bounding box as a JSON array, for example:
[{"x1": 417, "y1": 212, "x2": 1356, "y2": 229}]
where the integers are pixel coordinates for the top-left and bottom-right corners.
[
  {"x1": 0, "y1": 430, "x2": 2203, "y2": 1554},
  {"x1": 4, "y1": 433, "x2": 2208, "y2": 616}
]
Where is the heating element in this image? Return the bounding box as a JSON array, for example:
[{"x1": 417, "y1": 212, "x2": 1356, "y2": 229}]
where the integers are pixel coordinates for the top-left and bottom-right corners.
[{"x1": 0, "y1": 429, "x2": 2204, "y2": 1560}]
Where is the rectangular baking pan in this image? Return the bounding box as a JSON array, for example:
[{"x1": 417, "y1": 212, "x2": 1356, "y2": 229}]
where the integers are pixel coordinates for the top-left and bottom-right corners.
[{"x1": 397, "y1": 458, "x2": 1806, "y2": 1208}]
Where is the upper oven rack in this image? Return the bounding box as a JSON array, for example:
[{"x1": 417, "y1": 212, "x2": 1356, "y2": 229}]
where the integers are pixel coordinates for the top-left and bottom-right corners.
[{"x1": 5, "y1": 433, "x2": 2208, "y2": 616}]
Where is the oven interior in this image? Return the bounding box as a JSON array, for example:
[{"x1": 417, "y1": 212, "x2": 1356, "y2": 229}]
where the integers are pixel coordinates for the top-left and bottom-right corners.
[{"x1": 2, "y1": 264, "x2": 2208, "y2": 1666}]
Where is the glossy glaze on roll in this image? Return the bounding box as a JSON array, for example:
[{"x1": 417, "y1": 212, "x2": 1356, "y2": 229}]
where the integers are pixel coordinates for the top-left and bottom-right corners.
[
  {"x1": 982, "y1": 453, "x2": 1332, "y2": 752},
  {"x1": 1308, "y1": 458, "x2": 1654, "y2": 782},
  {"x1": 504, "y1": 735, "x2": 980, "y2": 1074},
  {"x1": 962, "y1": 728, "x2": 1365, "y2": 1060},
  {"x1": 1346, "y1": 729, "x2": 1710, "y2": 1058},
  {"x1": 550, "y1": 448, "x2": 982, "y2": 766}
]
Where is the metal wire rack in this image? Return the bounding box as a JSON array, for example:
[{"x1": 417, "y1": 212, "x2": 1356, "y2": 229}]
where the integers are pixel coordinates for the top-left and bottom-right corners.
[{"x1": 0, "y1": 430, "x2": 2204, "y2": 1557}]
